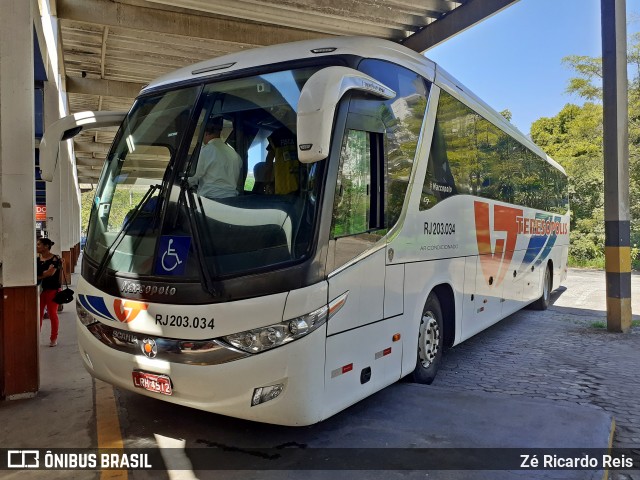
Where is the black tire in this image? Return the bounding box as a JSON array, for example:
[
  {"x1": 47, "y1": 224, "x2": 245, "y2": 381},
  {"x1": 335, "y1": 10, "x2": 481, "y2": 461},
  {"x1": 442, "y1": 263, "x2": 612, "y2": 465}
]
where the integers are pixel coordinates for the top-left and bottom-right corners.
[
  {"x1": 410, "y1": 293, "x2": 443, "y2": 385},
  {"x1": 530, "y1": 264, "x2": 552, "y2": 311}
]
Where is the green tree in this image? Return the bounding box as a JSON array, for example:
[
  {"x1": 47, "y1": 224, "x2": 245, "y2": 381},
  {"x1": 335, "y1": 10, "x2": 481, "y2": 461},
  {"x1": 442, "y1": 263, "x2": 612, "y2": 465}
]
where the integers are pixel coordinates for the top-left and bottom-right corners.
[
  {"x1": 80, "y1": 186, "x2": 148, "y2": 236},
  {"x1": 500, "y1": 109, "x2": 513, "y2": 122},
  {"x1": 81, "y1": 189, "x2": 95, "y2": 236},
  {"x1": 531, "y1": 35, "x2": 640, "y2": 268},
  {"x1": 562, "y1": 55, "x2": 602, "y2": 101}
]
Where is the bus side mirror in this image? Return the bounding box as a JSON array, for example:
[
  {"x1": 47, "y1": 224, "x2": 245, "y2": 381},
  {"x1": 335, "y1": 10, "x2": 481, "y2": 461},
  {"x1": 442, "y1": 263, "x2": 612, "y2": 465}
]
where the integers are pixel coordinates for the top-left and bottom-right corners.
[
  {"x1": 297, "y1": 66, "x2": 395, "y2": 163},
  {"x1": 40, "y1": 110, "x2": 127, "y2": 181}
]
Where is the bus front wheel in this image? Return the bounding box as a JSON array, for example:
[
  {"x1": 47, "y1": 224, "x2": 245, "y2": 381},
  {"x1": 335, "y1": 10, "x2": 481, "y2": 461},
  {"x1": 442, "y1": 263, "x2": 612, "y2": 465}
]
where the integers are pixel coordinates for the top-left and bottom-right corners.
[{"x1": 410, "y1": 293, "x2": 443, "y2": 385}]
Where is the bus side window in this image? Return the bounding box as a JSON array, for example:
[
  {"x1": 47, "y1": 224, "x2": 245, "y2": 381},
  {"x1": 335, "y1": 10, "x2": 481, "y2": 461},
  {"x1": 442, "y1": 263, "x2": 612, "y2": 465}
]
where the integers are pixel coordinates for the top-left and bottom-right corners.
[
  {"x1": 356, "y1": 59, "x2": 429, "y2": 227},
  {"x1": 420, "y1": 121, "x2": 457, "y2": 210},
  {"x1": 329, "y1": 129, "x2": 385, "y2": 270},
  {"x1": 332, "y1": 129, "x2": 377, "y2": 237}
]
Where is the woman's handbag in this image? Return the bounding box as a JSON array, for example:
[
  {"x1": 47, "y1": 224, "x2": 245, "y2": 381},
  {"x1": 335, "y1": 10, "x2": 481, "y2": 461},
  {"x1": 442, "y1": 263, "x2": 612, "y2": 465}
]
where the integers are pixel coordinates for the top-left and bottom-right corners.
[{"x1": 53, "y1": 267, "x2": 74, "y2": 304}]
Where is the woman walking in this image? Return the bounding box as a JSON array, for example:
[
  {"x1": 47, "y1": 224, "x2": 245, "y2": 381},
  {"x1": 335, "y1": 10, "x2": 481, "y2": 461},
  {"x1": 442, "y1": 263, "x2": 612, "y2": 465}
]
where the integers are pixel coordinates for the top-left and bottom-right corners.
[{"x1": 37, "y1": 237, "x2": 61, "y2": 347}]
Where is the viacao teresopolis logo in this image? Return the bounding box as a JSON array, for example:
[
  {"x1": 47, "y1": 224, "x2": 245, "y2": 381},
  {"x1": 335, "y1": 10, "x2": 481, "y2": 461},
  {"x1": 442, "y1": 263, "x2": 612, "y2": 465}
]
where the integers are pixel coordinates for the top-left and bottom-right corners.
[
  {"x1": 474, "y1": 200, "x2": 568, "y2": 288},
  {"x1": 78, "y1": 295, "x2": 148, "y2": 324},
  {"x1": 113, "y1": 299, "x2": 148, "y2": 323}
]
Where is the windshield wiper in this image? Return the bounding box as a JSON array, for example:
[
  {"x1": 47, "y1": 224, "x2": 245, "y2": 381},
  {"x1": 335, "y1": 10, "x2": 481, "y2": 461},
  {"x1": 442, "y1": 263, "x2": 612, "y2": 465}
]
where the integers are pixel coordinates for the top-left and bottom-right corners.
[
  {"x1": 178, "y1": 179, "x2": 217, "y2": 297},
  {"x1": 94, "y1": 184, "x2": 161, "y2": 283}
]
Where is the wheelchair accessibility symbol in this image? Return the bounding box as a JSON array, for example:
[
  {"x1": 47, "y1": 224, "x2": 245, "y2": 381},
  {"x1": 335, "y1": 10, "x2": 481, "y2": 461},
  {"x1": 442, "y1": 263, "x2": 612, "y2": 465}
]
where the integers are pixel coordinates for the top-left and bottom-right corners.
[
  {"x1": 155, "y1": 236, "x2": 191, "y2": 276},
  {"x1": 162, "y1": 239, "x2": 183, "y2": 272}
]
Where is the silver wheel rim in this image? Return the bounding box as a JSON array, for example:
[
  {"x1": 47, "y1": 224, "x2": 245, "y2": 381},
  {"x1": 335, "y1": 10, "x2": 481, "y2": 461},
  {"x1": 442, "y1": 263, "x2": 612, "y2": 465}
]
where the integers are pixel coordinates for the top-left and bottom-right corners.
[{"x1": 418, "y1": 311, "x2": 440, "y2": 368}]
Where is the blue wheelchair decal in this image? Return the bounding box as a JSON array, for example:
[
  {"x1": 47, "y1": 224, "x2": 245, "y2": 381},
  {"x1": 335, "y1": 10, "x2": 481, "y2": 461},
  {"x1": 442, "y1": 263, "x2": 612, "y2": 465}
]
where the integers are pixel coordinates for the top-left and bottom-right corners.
[{"x1": 155, "y1": 236, "x2": 191, "y2": 275}]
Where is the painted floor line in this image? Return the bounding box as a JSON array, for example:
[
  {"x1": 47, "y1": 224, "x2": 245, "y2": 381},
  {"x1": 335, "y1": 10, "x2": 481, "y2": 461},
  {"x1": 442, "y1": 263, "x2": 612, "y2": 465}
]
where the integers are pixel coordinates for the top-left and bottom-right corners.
[{"x1": 95, "y1": 379, "x2": 128, "y2": 480}]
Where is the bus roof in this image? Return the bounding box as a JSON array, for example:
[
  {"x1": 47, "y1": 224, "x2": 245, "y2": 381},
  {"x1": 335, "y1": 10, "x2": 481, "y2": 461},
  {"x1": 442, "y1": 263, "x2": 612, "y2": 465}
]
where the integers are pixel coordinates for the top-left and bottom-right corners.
[{"x1": 142, "y1": 36, "x2": 436, "y2": 94}]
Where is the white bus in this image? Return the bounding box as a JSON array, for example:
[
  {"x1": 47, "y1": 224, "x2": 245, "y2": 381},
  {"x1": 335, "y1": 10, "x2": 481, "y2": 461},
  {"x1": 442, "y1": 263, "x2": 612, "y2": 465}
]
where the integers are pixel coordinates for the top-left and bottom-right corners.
[{"x1": 41, "y1": 37, "x2": 569, "y2": 426}]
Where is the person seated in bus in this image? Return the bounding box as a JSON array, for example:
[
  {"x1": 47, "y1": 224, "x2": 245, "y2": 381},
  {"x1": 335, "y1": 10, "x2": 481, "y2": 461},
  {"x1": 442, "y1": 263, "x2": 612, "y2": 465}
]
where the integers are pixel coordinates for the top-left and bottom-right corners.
[
  {"x1": 189, "y1": 116, "x2": 242, "y2": 199},
  {"x1": 265, "y1": 127, "x2": 299, "y2": 195}
]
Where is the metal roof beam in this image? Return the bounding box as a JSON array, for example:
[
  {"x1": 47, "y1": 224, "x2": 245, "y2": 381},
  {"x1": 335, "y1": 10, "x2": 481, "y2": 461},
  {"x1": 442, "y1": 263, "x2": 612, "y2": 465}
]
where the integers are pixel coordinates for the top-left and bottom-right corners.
[
  {"x1": 383, "y1": 0, "x2": 460, "y2": 17},
  {"x1": 57, "y1": 0, "x2": 324, "y2": 46},
  {"x1": 66, "y1": 76, "x2": 144, "y2": 98},
  {"x1": 146, "y1": 0, "x2": 422, "y2": 37},
  {"x1": 74, "y1": 142, "x2": 112, "y2": 155},
  {"x1": 76, "y1": 165, "x2": 104, "y2": 173},
  {"x1": 401, "y1": 0, "x2": 520, "y2": 53}
]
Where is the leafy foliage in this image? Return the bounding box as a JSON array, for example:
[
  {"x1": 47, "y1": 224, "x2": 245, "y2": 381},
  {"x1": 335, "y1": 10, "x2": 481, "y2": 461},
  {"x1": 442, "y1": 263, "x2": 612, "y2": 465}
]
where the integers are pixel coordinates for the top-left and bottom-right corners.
[
  {"x1": 80, "y1": 187, "x2": 147, "y2": 236},
  {"x1": 562, "y1": 55, "x2": 602, "y2": 101},
  {"x1": 531, "y1": 36, "x2": 640, "y2": 269},
  {"x1": 81, "y1": 189, "x2": 95, "y2": 236},
  {"x1": 500, "y1": 109, "x2": 513, "y2": 122}
]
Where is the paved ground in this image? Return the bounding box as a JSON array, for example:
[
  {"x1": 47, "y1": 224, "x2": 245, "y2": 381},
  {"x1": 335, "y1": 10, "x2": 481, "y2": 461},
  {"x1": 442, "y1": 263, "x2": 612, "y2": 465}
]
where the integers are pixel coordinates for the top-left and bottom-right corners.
[
  {"x1": 433, "y1": 269, "x2": 640, "y2": 479},
  {"x1": 117, "y1": 380, "x2": 612, "y2": 480},
  {"x1": 1, "y1": 267, "x2": 638, "y2": 480}
]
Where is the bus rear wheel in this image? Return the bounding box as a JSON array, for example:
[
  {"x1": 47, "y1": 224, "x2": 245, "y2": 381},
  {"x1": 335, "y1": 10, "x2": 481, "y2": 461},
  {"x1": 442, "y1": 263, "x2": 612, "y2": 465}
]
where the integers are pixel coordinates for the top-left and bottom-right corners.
[
  {"x1": 530, "y1": 264, "x2": 552, "y2": 310},
  {"x1": 410, "y1": 293, "x2": 443, "y2": 385}
]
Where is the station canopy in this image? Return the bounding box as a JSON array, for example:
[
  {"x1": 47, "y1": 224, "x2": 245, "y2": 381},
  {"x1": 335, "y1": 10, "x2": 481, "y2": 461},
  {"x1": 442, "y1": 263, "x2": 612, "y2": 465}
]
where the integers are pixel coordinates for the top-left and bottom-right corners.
[{"x1": 52, "y1": 0, "x2": 519, "y2": 186}]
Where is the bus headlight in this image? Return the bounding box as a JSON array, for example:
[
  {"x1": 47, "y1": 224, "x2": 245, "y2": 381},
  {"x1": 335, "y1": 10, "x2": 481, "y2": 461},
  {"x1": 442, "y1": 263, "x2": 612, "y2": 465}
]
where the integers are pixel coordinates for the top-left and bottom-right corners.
[
  {"x1": 76, "y1": 300, "x2": 98, "y2": 326},
  {"x1": 223, "y1": 292, "x2": 348, "y2": 354},
  {"x1": 223, "y1": 305, "x2": 327, "y2": 354}
]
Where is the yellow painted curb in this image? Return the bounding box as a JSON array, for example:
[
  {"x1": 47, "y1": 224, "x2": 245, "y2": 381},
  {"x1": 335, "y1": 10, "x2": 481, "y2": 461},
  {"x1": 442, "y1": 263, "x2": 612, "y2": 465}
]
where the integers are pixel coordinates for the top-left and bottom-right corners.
[
  {"x1": 95, "y1": 379, "x2": 128, "y2": 480},
  {"x1": 603, "y1": 417, "x2": 616, "y2": 480}
]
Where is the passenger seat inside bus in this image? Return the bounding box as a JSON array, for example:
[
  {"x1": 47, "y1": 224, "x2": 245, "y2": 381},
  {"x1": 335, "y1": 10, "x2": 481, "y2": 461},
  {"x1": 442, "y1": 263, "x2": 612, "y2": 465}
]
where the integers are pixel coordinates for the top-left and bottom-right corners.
[{"x1": 251, "y1": 162, "x2": 274, "y2": 195}]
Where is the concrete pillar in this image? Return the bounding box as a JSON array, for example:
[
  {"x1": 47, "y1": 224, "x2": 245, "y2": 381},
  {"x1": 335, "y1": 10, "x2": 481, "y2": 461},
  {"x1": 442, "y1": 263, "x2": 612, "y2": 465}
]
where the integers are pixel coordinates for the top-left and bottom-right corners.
[
  {"x1": 43, "y1": 64, "x2": 61, "y2": 257},
  {"x1": 76, "y1": 187, "x2": 80, "y2": 266},
  {"x1": 601, "y1": 0, "x2": 632, "y2": 332},
  {"x1": 0, "y1": 0, "x2": 39, "y2": 399},
  {"x1": 71, "y1": 174, "x2": 79, "y2": 269},
  {"x1": 75, "y1": 176, "x2": 80, "y2": 266},
  {"x1": 60, "y1": 139, "x2": 72, "y2": 279}
]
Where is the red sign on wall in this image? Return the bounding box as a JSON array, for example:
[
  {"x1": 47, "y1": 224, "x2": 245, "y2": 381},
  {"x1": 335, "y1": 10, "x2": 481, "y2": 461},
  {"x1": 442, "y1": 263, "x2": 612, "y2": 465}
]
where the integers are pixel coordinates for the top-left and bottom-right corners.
[{"x1": 36, "y1": 205, "x2": 46, "y2": 221}]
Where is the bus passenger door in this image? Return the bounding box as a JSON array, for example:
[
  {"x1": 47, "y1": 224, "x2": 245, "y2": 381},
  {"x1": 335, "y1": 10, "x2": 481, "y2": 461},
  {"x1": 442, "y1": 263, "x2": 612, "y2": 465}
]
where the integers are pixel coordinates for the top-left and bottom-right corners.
[
  {"x1": 326, "y1": 113, "x2": 391, "y2": 334},
  {"x1": 324, "y1": 124, "x2": 390, "y2": 333},
  {"x1": 324, "y1": 113, "x2": 402, "y2": 415}
]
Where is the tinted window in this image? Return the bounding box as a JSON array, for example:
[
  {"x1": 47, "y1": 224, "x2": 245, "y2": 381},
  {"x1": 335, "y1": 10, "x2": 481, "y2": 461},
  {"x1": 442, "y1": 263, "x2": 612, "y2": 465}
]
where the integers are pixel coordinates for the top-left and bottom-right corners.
[
  {"x1": 172, "y1": 67, "x2": 326, "y2": 278},
  {"x1": 85, "y1": 86, "x2": 200, "y2": 274},
  {"x1": 331, "y1": 129, "x2": 372, "y2": 237},
  {"x1": 420, "y1": 90, "x2": 568, "y2": 213},
  {"x1": 356, "y1": 59, "x2": 429, "y2": 227}
]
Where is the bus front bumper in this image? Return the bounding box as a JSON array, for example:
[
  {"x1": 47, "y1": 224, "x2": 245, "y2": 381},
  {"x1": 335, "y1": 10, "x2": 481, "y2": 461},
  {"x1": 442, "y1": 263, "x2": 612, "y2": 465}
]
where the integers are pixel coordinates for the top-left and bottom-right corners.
[{"x1": 77, "y1": 319, "x2": 327, "y2": 426}]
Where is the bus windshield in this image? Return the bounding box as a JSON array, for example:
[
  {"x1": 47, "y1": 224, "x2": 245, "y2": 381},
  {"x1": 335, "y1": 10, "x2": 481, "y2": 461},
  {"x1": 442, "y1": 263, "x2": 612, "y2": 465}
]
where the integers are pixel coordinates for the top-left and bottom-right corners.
[{"x1": 85, "y1": 66, "x2": 327, "y2": 282}]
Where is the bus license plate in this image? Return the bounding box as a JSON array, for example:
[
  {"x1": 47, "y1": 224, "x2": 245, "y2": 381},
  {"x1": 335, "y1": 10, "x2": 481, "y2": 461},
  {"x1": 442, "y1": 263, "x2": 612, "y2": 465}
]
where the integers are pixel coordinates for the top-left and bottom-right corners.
[{"x1": 132, "y1": 371, "x2": 173, "y2": 396}]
